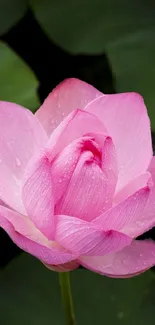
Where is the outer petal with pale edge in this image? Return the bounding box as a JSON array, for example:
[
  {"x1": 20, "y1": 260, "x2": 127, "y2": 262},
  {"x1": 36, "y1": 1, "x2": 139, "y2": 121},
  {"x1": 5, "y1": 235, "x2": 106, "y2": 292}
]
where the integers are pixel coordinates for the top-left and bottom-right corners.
[
  {"x1": 0, "y1": 102, "x2": 47, "y2": 213},
  {"x1": 79, "y1": 240, "x2": 155, "y2": 278},
  {"x1": 85, "y1": 93, "x2": 152, "y2": 192},
  {"x1": 36, "y1": 78, "x2": 102, "y2": 136},
  {"x1": 22, "y1": 155, "x2": 55, "y2": 240},
  {"x1": 0, "y1": 205, "x2": 77, "y2": 265}
]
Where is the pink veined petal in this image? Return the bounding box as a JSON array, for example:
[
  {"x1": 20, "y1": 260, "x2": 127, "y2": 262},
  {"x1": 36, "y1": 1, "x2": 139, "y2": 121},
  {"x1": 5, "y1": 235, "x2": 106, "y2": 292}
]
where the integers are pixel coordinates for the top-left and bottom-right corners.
[
  {"x1": 55, "y1": 215, "x2": 132, "y2": 256},
  {"x1": 51, "y1": 136, "x2": 101, "y2": 205},
  {"x1": 132, "y1": 156, "x2": 155, "y2": 237},
  {"x1": 52, "y1": 135, "x2": 117, "y2": 216},
  {"x1": 114, "y1": 171, "x2": 151, "y2": 205},
  {"x1": 0, "y1": 101, "x2": 47, "y2": 213},
  {"x1": 110, "y1": 159, "x2": 155, "y2": 238},
  {"x1": 93, "y1": 181, "x2": 151, "y2": 237},
  {"x1": 46, "y1": 109, "x2": 108, "y2": 162},
  {"x1": 0, "y1": 198, "x2": 10, "y2": 208},
  {"x1": 0, "y1": 212, "x2": 77, "y2": 265},
  {"x1": 117, "y1": 157, "x2": 155, "y2": 238},
  {"x1": 101, "y1": 136, "x2": 118, "y2": 204},
  {"x1": 36, "y1": 78, "x2": 102, "y2": 136},
  {"x1": 44, "y1": 260, "x2": 79, "y2": 272},
  {"x1": 22, "y1": 155, "x2": 55, "y2": 239},
  {"x1": 0, "y1": 204, "x2": 51, "y2": 245},
  {"x1": 79, "y1": 240, "x2": 155, "y2": 277},
  {"x1": 149, "y1": 156, "x2": 155, "y2": 177},
  {"x1": 85, "y1": 93, "x2": 152, "y2": 192},
  {"x1": 55, "y1": 137, "x2": 117, "y2": 221}
]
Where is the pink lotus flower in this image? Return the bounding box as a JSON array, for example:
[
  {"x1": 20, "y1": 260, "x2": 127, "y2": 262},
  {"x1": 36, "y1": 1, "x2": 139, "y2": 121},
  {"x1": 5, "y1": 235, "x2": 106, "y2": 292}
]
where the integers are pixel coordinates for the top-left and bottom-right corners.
[{"x1": 0, "y1": 78, "x2": 155, "y2": 277}]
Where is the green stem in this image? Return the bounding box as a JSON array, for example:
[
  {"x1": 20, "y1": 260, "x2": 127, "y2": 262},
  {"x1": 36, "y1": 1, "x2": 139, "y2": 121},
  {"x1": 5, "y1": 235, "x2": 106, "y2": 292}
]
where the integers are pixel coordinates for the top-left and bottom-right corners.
[{"x1": 59, "y1": 272, "x2": 76, "y2": 325}]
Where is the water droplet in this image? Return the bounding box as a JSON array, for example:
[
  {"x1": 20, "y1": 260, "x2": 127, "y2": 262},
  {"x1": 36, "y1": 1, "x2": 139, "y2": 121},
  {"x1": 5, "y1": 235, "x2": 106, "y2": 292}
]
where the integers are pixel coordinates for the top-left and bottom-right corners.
[
  {"x1": 16, "y1": 157, "x2": 21, "y2": 167},
  {"x1": 58, "y1": 179, "x2": 62, "y2": 183},
  {"x1": 140, "y1": 253, "x2": 143, "y2": 257},
  {"x1": 53, "y1": 92, "x2": 58, "y2": 98},
  {"x1": 0, "y1": 159, "x2": 2, "y2": 163},
  {"x1": 136, "y1": 220, "x2": 144, "y2": 227}
]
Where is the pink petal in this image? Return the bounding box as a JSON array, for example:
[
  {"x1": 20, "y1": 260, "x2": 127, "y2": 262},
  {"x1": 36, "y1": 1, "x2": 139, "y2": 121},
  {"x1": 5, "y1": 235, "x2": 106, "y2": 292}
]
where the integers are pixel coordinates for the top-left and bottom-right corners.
[
  {"x1": 51, "y1": 136, "x2": 91, "y2": 205},
  {"x1": 104, "y1": 159, "x2": 155, "y2": 238},
  {"x1": 44, "y1": 260, "x2": 79, "y2": 272},
  {"x1": 0, "y1": 101, "x2": 47, "y2": 213},
  {"x1": 51, "y1": 136, "x2": 97, "y2": 205},
  {"x1": 55, "y1": 136, "x2": 117, "y2": 221},
  {"x1": 79, "y1": 240, "x2": 155, "y2": 277},
  {"x1": 114, "y1": 171, "x2": 151, "y2": 204},
  {"x1": 52, "y1": 135, "x2": 117, "y2": 217},
  {"x1": 22, "y1": 155, "x2": 55, "y2": 239},
  {"x1": 149, "y1": 156, "x2": 155, "y2": 177},
  {"x1": 93, "y1": 182, "x2": 151, "y2": 237},
  {"x1": 85, "y1": 93, "x2": 152, "y2": 192},
  {"x1": 0, "y1": 205, "x2": 50, "y2": 244},
  {"x1": 133, "y1": 156, "x2": 155, "y2": 236},
  {"x1": 46, "y1": 109, "x2": 108, "y2": 162},
  {"x1": 36, "y1": 78, "x2": 102, "y2": 136},
  {"x1": 101, "y1": 136, "x2": 118, "y2": 203},
  {"x1": 118, "y1": 157, "x2": 155, "y2": 238},
  {"x1": 55, "y1": 215, "x2": 132, "y2": 256},
  {"x1": 0, "y1": 209, "x2": 77, "y2": 265}
]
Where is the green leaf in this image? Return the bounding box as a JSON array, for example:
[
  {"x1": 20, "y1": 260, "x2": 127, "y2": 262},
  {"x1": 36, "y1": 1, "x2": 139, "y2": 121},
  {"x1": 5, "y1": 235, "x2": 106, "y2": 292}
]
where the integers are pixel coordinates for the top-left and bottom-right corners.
[
  {"x1": 30, "y1": 0, "x2": 155, "y2": 54},
  {"x1": 1, "y1": 253, "x2": 155, "y2": 325},
  {"x1": 0, "y1": 41, "x2": 39, "y2": 111},
  {"x1": 106, "y1": 29, "x2": 155, "y2": 130},
  {"x1": 0, "y1": 0, "x2": 27, "y2": 36}
]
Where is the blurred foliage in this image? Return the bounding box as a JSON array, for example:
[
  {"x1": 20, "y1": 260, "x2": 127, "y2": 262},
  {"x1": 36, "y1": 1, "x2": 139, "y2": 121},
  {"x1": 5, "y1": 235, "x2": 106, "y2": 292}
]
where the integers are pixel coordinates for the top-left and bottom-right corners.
[
  {"x1": 1, "y1": 253, "x2": 155, "y2": 325},
  {"x1": 0, "y1": 41, "x2": 39, "y2": 110},
  {"x1": 0, "y1": 0, "x2": 155, "y2": 128},
  {"x1": 30, "y1": 0, "x2": 154, "y2": 54},
  {"x1": 0, "y1": 0, "x2": 27, "y2": 35}
]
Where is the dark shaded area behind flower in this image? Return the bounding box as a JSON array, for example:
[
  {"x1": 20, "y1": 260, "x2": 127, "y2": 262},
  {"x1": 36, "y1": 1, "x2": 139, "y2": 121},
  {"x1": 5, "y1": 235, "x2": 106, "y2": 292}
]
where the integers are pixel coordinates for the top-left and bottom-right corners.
[{"x1": 0, "y1": 8, "x2": 154, "y2": 268}]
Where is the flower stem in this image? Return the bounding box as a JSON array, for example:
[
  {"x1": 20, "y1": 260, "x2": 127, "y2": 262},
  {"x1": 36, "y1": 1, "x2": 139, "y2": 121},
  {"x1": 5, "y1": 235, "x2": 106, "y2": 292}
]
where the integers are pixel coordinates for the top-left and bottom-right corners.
[{"x1": 59, "y1": 272, "x2": 76, "y2": 325}]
